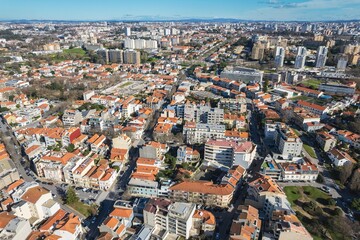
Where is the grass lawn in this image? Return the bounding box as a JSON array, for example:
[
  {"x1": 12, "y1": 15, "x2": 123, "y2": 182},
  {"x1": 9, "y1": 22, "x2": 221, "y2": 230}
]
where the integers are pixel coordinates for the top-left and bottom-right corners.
[
  {"x1": 302, "y1": 186, "x2": 330, "y2": 201},
  {"x1": 300, "y1": 79, "x2": 322, "y2": 89},
  {"x1": 283, "y1": 186, "x2": 301, "y2": 206},
  {"x1": 303, "y1": 144, "x2": 317, "y2": 158},
  {"x1": 68, "y1": 201, "x2": 94, "y2": 217},
  {"x1": 119, "y1": 82, "x2": 133, "y2": 88},
  {"x1": 63, "y1": 48, "x2": 86, "y2": 56}
]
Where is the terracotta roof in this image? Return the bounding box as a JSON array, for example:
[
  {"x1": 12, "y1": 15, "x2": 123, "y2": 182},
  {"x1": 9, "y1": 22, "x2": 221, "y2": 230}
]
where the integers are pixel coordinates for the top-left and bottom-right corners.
[
  {"x1": 0, "y1": 212, "x2": 15, "y2": 228},
  {"x1": 40, "y1": 209, "x2": 67, "y2": 231},
  {"x1": 170, "y1": 180, "x2": 234, "y2": 195},
  {"x1": 21, "y1": 186, "x2": 50, "y2": 204},
  {"x1": 193, "y1": 210, "x2": 216, "y2": 225},
  {"x1": 6, "y1": 179, "x2": 25, "y2": 193},
  {"x1": 110, "y1": 207, "x2": 133, "y2": 219},
  {"x1": 103, "y1": 217, "x2": 119, "y2": 230}
]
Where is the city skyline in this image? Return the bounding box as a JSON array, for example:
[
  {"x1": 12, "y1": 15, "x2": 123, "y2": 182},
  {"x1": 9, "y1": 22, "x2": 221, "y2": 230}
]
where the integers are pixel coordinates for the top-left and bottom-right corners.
[{"x1": 1, "y1": 0, "x2": 360, "y2": 21}]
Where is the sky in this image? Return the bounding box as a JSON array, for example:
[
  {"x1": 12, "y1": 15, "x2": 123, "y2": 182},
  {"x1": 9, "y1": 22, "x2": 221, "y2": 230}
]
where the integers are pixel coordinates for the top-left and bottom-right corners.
[{"x1": 1, "y1": 0, "x2": 360, "y2": 21}]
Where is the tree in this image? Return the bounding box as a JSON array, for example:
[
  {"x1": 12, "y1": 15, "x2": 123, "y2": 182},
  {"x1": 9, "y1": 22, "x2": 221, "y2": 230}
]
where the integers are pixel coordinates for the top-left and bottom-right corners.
[
  {"x1": 316, "y1": 173, "x2": 325, "y2": 183},
  {"x1": 65, "y1": 143, "x2": 75, "y2": 153},
  {"x1": 65, "y1": 186, "x2": 79, "y2": 204},
  {"x1": 349, "y1": 168, "x2": 360, "y2": 192},
  {"x1": 339, "y1": 163, "x2": 354, "y2": 185},
  {"x1": 263, "y1": 79, "x2": 269, "y2": 93},
  {"x1": 351, "y1": 198, "x2": 360, "y2": 211}
]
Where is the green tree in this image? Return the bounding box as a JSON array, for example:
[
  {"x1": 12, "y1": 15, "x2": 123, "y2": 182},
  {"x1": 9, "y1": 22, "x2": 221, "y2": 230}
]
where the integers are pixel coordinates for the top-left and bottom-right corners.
[
  {"x1": 65, "y1": 143, "x2": 75, "y2": 153},
  {"x1": 263, "y1": 79, "x2": 269, "y2": 93},
  {"x1": 351, "y1": 198, "x2": 360, "y2": 211},
  {"x1": 65, "y1": 186, "x2": 79, "y2": 204}
]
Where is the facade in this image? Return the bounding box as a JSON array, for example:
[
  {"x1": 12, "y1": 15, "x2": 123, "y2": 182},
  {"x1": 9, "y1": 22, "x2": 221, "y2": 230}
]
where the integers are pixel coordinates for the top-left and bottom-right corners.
[
  {"x1": 319, "y1": 82, "x2": 356, "y2": 96},
  {"x1": 169, "y1": 177, "x2": 241, "y2": 208},
  {"x1": 183, "y1": 122, "x2": 225, "y2": 144},
  {"x1": 230, "y1": 205, "x2": 261, "y2": 240},
  {"x1": 274, "y1": 125, "x2": 303, "y2": 158},
  {"x1": 328, "y1": 148, "x2": 356, "y2": 167},
  {"x1": 11, "y1": 183, "x2": 60, "y2": 225},
  {"x1": 184, "y1": 104, "x2": 224, "y2": 124},
  {"x1": 315, "y1": 46, "x2": 328, "y2": 68},
  {"x1": 123, "y1": 49, "x2": 141, "y2": 64},
  {"x1": 275, "y1": 46, "x2": 285, "y2": 68},
  {"x1": 144, "y1": 199, "x2": 214, "y2": 239},
  {"x1": 204, "y1": 139, "x2": 256, "y2": 169},
  {"x1": 315, "y1": 131, "x2": 337, "y2": 152},
  {"x1": 109, "y1": 49, "x2": 123, "y2": 63},
  {"x1": 62, "y1": 110, "x2": 83, "y2": 126},
  {"x1": 294, "y1": 46, "x2": 307, "y2": 69}
]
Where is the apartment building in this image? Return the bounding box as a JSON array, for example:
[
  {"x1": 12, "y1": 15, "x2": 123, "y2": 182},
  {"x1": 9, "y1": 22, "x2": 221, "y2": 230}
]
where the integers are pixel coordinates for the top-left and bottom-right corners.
[
  {"x1": 184, "y1": 103, "x2": 224, "y2": 124},
  {"x1": 319, "y1": 81, "x2": 356, "y2": 96},
  {"x1": 37, "y1": 209, "x2": 84, "y2": 240},
  {"x1": 328, "y1": 148, "x2": 357, "y2": 167},
  {"x1": 144, "y1": 199, "x2": 206, "y2": 239},
  {"x1": 183, "y1": 122, "x2": 225, "y2": 144},
  {"x1": 62, "y1": 109, "x2": 83, "y2": 126},
  {"x1": 315, "y1": 131, "x2": 337, "y2": 151},
  {"x1": 34, "y1": 151, "x2": 77, "y2": 182},
  {"x1": 296, "y1": 100, "x2": 328, "y2": 117},
  {"x1": 0, "y1": 212, "x2": 32, "y2": 240},
  {"x1": 169, "y1": 181, "x2": 236, "y2": 208},
  {"x1": 230, "y1": 205, "x2": 262, "y2": 240},
  {"x1": 139, "y1": 141, "x2": 168, "y2": 160},
  {"x1": 176, "y1": 146, "x2": 200, "y2": 163},
  {"x1": 204, "y1": 139, "x2": 256, "y2": 169},
  {"x1": 219, "y1": 98, "x2": 247, "y2": 113},
  {"x1": 246, "y1": 174, "x2": 285, "y2": 209},
  {"x1": 123, "y1": 49, "x2": 141, "y2": 65},
  {"x1": 0, "y1": 146, "x2": 20, "y2": 190},
  {"x1": 11, "y1": 182, "x2": 60, "y2": 225},
  {"x1": 274, "y1": 124, "x2": 303, "y2": 158}
]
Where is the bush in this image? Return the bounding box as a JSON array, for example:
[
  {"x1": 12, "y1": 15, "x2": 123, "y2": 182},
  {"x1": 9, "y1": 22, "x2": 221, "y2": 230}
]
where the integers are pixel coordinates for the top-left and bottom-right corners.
[{"x1": 316, "y1": 173, "x2": 325, "y2": 183}]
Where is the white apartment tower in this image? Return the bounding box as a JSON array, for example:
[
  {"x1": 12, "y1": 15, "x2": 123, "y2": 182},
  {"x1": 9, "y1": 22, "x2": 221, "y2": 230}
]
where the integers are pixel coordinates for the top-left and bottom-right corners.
[
  {"x1": 315, "y1": 46, "x2": 328, "y2": 68},
  {"x1": 125, "y1": 27, "x2": 131, "y2": 36},
  {"x1": 295, "y1": 46, "x2": 307, "y2": 69},
  {"x1": 275, "y1": 47, "x2": 285, "y2": 68}
]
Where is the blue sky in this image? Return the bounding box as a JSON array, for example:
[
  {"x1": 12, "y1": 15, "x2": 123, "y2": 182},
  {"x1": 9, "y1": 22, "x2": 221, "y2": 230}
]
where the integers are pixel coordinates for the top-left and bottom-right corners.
[{"x1": 1, "y1": 0, "x2": 360, "y2": 21}]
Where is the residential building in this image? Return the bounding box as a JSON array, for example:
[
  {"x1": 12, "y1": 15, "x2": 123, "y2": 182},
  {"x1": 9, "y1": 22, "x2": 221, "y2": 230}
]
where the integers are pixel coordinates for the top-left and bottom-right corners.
[
  {"x1": 0, "y1": 212, "x2": 32, "y2": 240},
  {"x1": 328, "y1": 148, "x2": 357, "y2": 167},
  {"x1": 177, "y1": 145, "x2": 200, "y2": 163},
  {"x1": 274, "y1": 124, "x2": 303, "y2": 158},
  {"x1": 219, "y1": 98, "x2": 247, "y2": 113},
  {"x1": 230, "y1": 205, "x2": 261, "y2": 240},
  {"x1": 315, "y1": 131, "x2": 337, "y2": 151},
  {"x1": 62, "y1": 109, "x2": 83, "y2": 126},
  {"x1": 169, "y1": 166, "x2": 244, "y2": 208},
  {"x1": 109, "y1": 49, "x2": 123, "y2": 63},
  {"x1": 275, "y1": 46, "x2": 285, "y2": 68},
  {"x1": 144, "y1": 200, "x2": 196, "y2": 239},
  {"x1": 204, "y1": 139, "x2": 256, "y2": 169},
  {"x1": 11, "y1": 183, "x2": 60, "y2": 225},
  {"x1": 183, "y1": 122, "x2": 225, "y2": 144},
  {"x1": 315, "y1": 46, "x2": 328, "y2": 68},
  {"x1": 123, "y1": 49, "x2": 141, "y2": 65},
  {"x1": 184, "y1": 103, "x2": 224, "y2": 124},
  {"x1": 294, "y1": 46, "x2": 307, "y2": 69},
  {"x1": 38, "y1": 209, "x2": 84, "y2": 240},
  {"x1": 246, "y1": 174, "x2": 285, "y2": 209},
  {"x1": 319, "y1": 81, "x2": 356, "y2": 96}
]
